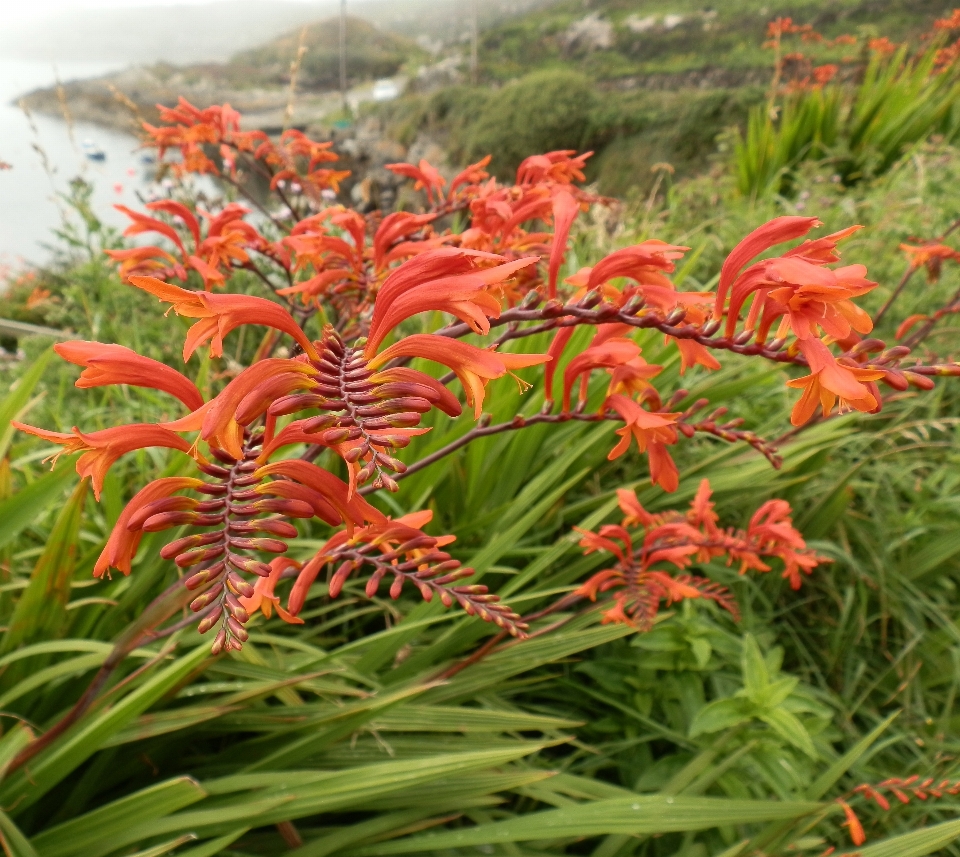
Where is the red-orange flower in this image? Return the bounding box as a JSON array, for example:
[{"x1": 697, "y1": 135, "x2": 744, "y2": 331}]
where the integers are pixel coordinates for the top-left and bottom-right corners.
[
  {"x1": 13, "y1": 423, "x2": 196, "y2": 500},
  {"x1": 899, "y1": 242, "x2": 960, "y2": 282},
  {"x1": 715, "y1": 216, "x2": 821, "y2": 319},
  {"x1": 786, "y1": 338, "x2": 885, "y2": 425},
  {"x1": 603, "y1": 394, "x2": 680, "y2": 492},
  {"x1": 369, "y1": 335, "x2": 549, "y2": 419},
  {"x1": 386, "y1": 159, "x2": 446, "y2": 202},
  {"x1": 128, "y1": 276, "x2": 319, "y2": 361},
  {"x1": 239, "y1": 557, "x2": 304, "y2": 624},
  {"x1": 95, "y1": 477, "x2": 204, "y2": 577},
  {"x1": 365, "y1": 249, "x2": 536, "y2": 354},
  {"x1": 55, "y1": 341, "x2": 204, "y2": 411}
]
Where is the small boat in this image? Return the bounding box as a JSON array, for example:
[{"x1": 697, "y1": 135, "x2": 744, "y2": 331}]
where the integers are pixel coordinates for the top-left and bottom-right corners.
[{"x1": 81, "y1": 140, "x2": 106, "y2": 161}]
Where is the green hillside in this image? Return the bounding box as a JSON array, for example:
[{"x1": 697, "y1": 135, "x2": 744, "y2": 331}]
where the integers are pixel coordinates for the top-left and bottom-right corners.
[
  {"x1": 229, "y1": 16, "x2": 425, "y2": 90},
  {"x1": 474, "y1": 0, "x2": 952, "y2": 82},
  {"x1": 372, "y1": 0, "x2": 958, "y2": 195}
]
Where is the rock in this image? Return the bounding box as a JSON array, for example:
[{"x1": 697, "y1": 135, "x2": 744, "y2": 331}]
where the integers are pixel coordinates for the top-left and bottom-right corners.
[
  {"x1": 663, "y1": 14, "x2": 684, "y2": 30},
  {"x1": 561, "y1": 13, "x2": 614, "y2": 53},
  {"x1": 624, "y1": 14, "x2": 657, "y2": 34},
  {"x1": 415, "y1": 54, "x2": 464, "y2": 93}
]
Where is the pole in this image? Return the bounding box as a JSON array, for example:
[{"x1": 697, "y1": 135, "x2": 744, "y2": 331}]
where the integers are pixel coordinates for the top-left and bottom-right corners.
[
  {"x1": 339, "y1": 0, "x2": 347, "y2": 112},
  {"x1": 470, "y1": 0, "x2": 478, "y2": 85}
]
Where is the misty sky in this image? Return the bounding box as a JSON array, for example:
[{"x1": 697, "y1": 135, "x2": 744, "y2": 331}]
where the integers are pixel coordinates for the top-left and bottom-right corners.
[{"x1": 9, "y1": 0, "x2": 356, "y2": 25}]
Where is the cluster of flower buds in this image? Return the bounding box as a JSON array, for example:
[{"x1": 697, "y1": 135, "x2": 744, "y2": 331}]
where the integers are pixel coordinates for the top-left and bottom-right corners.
[{"x1": 574, "y1": 481, "x2": 829, "y2": 628}]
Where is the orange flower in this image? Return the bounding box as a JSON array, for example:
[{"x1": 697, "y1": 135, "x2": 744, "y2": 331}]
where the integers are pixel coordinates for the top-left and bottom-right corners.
[
  {"x1": 899, "y1": 242, "x2": 960, "y2": 282},
  {"x1": 715, "y1": 216, "x2": 821, "y2": 319},
  {"x1": 603, "y1": 394, "x2": 680, "y2": 492},
  {"x1": 386, "y1": 159, "x2": 446, "y2": 202},
  {"x1": 13, "y1": 423, "x2": 195, "y2": 500},
  {"x1": 762, "y1": 260, "x2": 876, "y2": 341},
  {"x1": 365, "y1": 249, "x2": 536, "y2": 353},
  {"x1": 837, "y1": 800, "x2": 866, "y2": 846},
  {"x1": 369, "y1": 335, "x2": 548, "y2": 419},
  {"x1": 55, "y1": 341, "x2": 204, "y2": 411},
  {"x1": 95, "y1": 477, "x2": 204, "y2": 577},
  {"x1": 128, "y1": 276, "x2": 319, "y2": 361},
  {"x1": 786, "y1": 338, "x2": 885, "y2": 426},
  {"x1": 668, "y1": 337, "x2": 721, "y2": 374},
  {"x1": 561, "y1": 338, "x2": 641, "y2": 410},
  {"x1": 194, "y1": 358, "x2": 317, "y2": 459},
  {"x1": 239, "y1": 557, "x2": 304, "y2": 624},
  {"x1": 516, "y1": 150, "x2": 591, "y2": 186},
  {"x1": 547, "y1": 190, "x2": 580, "y2": 297},
  {"x1": 255, "y1": 459, "x2": 386, "y2": 534}
]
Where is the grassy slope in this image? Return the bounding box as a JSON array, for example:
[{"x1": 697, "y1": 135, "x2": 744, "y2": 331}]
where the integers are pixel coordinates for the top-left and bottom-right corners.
[{"x1": 374, "y1": 0, "x2": 955, "y2": 196}]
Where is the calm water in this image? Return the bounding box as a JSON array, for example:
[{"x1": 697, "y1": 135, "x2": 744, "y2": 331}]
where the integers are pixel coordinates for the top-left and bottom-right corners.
[{"x1": 0, "y1": 59, "x2": 154, "y2": 268}]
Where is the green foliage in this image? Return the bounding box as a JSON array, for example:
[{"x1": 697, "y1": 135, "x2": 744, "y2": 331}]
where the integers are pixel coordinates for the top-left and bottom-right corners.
[
  {"x1": 735, "y1": 45, "x2": 960, "y2": 197},
  {"x1": 8, "y1": 115, "x2": 960, "y2": 856},
  {"x1": 463, "y1": 69, "x2": 599, "y2": 176}
]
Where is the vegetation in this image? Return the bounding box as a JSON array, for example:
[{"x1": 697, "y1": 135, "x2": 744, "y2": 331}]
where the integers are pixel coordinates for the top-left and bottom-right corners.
[{"x1": 8, "y1": 4, "x2": 960, "y2": 857}]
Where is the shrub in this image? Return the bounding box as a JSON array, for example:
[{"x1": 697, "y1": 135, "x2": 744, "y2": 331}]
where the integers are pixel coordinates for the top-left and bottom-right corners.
[{"x1": 464, "y1": 69, "x2": 599, "y2": 175}]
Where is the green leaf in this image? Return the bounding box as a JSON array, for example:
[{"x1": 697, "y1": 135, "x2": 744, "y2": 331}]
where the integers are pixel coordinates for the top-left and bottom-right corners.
[
  {"x1": 837, "y1": 818, "x2": 960, "y2": 857},
  {"x1": 805, "y1": 712, "x2": 899, "y2": 800},
  {"x1": 347, "y1": 796, "x2": 824, "y2": 854},
  {"x1": 740, "y1": 634, "x2": 769, "y2": 702},
  {"x1": 758, "y1": 676, "x2": 800, "y2": 709},
  {"x1": 689, "y1": 698, "x2": 753, "y2": 737},
  {"x1": 122, "y1": 835, "x2": 197, "y2": 857},
  {"x1": 0, "y1": 466, "x2": 75, "y2": 552},
  {"x1": 0, "y1": 726, "x2": 33, "y2": 785},
  {"x1": 0, "y1": 645, "x2": 210, "y2": 812},
  {"x1": 0, "y1": 809, "x2": 36, "y2": 857},
  {"x1": 30, "y1": 777, "x2": 207, "y2": 857},
  {"x1": 0, "y1": 346, "x2": 55, "y2": 461},
  {"x1": 758, "y1": 709, "x2": 816, "y2": 758},
  {"x1": 1, "y1": 478, "x2": 88, "y2": 659},
  {"x1": 172, "y1": 831, "x2": 248, "y2": 857}
]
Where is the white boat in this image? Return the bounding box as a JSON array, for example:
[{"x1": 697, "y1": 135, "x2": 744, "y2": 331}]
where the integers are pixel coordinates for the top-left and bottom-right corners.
[
  {"x1": 81, "y1": 139, "x2": 106, "y2": 161},
  {"x1": 372, "y1": 79, "x2": 400, "y2": 102}
]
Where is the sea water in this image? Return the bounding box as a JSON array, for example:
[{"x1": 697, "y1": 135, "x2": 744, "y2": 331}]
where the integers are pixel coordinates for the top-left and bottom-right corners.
[{"x1": 0, "y1": 58, "x2": 151, "y2": 268}]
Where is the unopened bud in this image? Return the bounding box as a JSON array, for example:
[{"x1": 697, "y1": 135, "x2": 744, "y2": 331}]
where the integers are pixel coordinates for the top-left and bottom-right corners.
[
  {"x1": 664, "y1": 307, "x2": 687, "y2": 326},
  {"x1": 700, "y1": 319, "x2": 721, "y2": 337},
  {"x1": 175, "y1": 544, "x2": 226, "y2": 568},
  {"x1": 198, "y1": 611, "x2": 222, "y2": 635},
  {"x1": 228, "y1": 537, "x2": 288, "y2": 553},
  {"x1": 903, "y1": 371, "x2": 936, "y2": 390}
]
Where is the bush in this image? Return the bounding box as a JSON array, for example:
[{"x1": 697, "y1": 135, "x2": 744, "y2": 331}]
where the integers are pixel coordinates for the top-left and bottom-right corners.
[{"x1": 464, "y1": 69, "x2": 599, "y2": 175}]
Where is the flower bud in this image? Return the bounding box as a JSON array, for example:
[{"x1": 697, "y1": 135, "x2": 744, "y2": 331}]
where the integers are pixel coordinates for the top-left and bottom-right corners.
[
  {"x1": 903, "y1": 371, "x2": 936, "y2": 390},
  {"x1": 226, "y1": 616, "x2": 249, "y2": 641},
  {"x1": 191, "y1": 588, "x2": 221, "y2": 612},
  {"x1": 198, "y1": 462, "x2": 231, "y2": 478},
  {"x1": 227, "y1": 555, "x2": 273, "y2": 576},
  {"x1": 301, "y1": 414, "x2": 341, "y2": 432},
  {"x1": 198, "y1": 611, "x2": 222, "y2": 635},
  {"x1": 211, "y1": 629, "x2": 227, "y2": 652},
  {"x1": 224, "y1": 571, "x2": 255, "y2": 597},
  {"x1": 160, "y1": 531, "x2": 223, "y2": 559},
  {"x1": 228, "y1": 537, "x2": 288, "y2": 553},
  {"x1": 269, "y1": 393, "x2": 328, "y2": 416},
  {"x1": 175, "y1": 544, "x2": 227, "y2": 568}
]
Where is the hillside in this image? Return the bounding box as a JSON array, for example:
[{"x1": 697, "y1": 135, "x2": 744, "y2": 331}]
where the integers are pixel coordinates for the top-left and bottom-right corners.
[
  {"x1": 231, "y1": 17, "x2": 422, "y2": 92},
  {"x1": 472, "y1": 0, "x2": 954, "y2": 83},
  {"x1": 365, "y1": 0, "x2": 960, "y2": 196}
]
